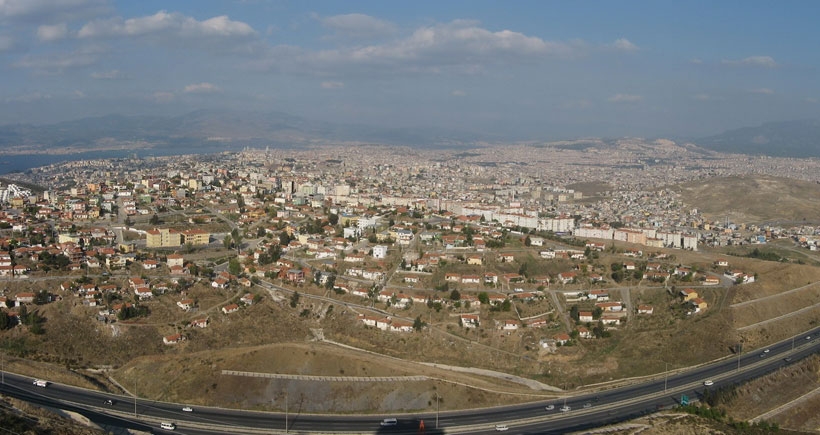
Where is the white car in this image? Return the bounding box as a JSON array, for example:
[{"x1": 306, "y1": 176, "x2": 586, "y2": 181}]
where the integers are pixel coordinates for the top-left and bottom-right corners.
[
  {"x1": 182, "y1": 407, "x2": 193, "y2": 412},
  {"x1": 380, "y1": 418, "x2": 397, "y2": 427},
  {"x1": 545, "y1": 404, "x2": 555, "y2": 411},
  {"x1": 763, "y1": 349, "x2": 770, "y2": 353},
  {"x1": 560, "y1": 405, "x2": 571, "y2": 412},
  {"x1": 703, "y1": 380, "x2": 714, "y2": 386},
  {"x1": 495, "y1": 424, "x2": 509, "y2": 431}
]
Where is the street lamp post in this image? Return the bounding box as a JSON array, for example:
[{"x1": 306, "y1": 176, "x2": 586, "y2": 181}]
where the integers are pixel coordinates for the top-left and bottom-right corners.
[
  {"x1": 133, "y1": 373, "x2": 137, "y2": 417},
  {"x1": 285, "y1": 391, "x2": 288, "y2": 434},
  {"x1": 435, "y1": 392, "x2": 440, "y2": 429},
  {"x1": 664, "y1": 362, "x2": 668, "y2": 393}
]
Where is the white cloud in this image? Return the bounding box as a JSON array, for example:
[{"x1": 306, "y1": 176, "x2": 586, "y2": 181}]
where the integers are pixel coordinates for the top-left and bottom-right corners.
[
  {"x1": 320, "y1": 81, "x2": 344, "y2": 89},
  {"x1": 4, "y1": 92, "x2": 52, "y2": 103},
  {"x1": 78, "y1": 10, "x2": 258, "y2": 49},
  {"x1": 451, "y1": 90, "x2": 467, "y2": 97},
  {"x1": 318, "y1": 13, "x2": 397, "y2": 40},
  {"x1": 608, "y1": 93, "x2": 642, "y2": 103},
  {"x1": 183, "y1": 82, "x2": 221, "y2": 93},
  {"x1": 804, "y1": 97, "x2": 818, "y2": 104},
  {"x1": 91, "y1": 69, "x2": 126, "y2": 79},
  {"x1": 258, "y1": 20, "x2": 581, "y2": 76},
  {"x1": 14, "y1": 47, "x2": 101, "y2": 73},
  {"x1": 37, "y1": 23, "x2": 68, "y2": 42},
  {"x1": 749, "y1": 87, "x2": 774, "y2": 95},
  {"x1": 721, "y1": 55, "x2": 777, "y2": 68},
  {"x1": 151, "y1": 91, "x2": 175, "y2": 103},
  {"x1": 609, "y1": 38, "x2": 638, "y2": 52},
  {"x1": 690, "y1": 58, "x2": 703, "y2": 64},
  {"x1": 72, "y1": 90, "x2": 86, "y2": 98}
]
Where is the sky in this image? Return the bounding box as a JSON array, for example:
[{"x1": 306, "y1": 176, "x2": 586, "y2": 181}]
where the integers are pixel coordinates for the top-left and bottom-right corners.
[{"x1": 1, "y1": 0, "x2": 819, "y2": 139}]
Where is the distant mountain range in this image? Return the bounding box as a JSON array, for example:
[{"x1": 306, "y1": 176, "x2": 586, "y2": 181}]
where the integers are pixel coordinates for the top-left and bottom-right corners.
[
  {"x1": 0, "y1": 109, "x2": 491, "y2": 153},
  {"x1": 1, "y1": 110, "x2": 819, "y2": 157},
  {"x1": 693, "y1": 119, "x2": 820, "y2": 158}
]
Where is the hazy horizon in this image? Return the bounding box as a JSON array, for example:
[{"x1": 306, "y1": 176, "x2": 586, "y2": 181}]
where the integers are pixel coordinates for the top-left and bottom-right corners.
[{"x1": 2, "y1": 1, "x2": 819, "y2": 139}]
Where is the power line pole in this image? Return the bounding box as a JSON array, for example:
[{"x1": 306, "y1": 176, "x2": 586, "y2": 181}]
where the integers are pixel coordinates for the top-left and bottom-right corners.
[{"x1": 285, "y1": 391, "x2": 288, "y2": 434}]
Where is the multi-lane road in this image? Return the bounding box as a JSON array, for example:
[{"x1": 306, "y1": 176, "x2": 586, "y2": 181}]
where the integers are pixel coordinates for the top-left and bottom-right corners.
[{"x1": 1, "y1": 327, "x2": 818, "y2": 434}]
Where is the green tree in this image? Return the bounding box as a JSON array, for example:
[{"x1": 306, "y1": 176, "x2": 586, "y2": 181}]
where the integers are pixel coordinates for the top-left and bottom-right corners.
[
  {"x1": 228, "y1": 258, "x2": 241, "y2": 276},
  {"x1": 449, "y1": 289, "x2": 461, "y2": 301},
  {"x1": 231, "y1": 228, "x2": 242, "y2": 251},
  {"x1": 413, "y1": 316, "x2": 426, "y2": 331},
  {"x1": 290, "y1": 291, "x2": 300, "y2": 308},
  {"x1": 478, "y1": 292, "x2": 489, "y2": 305},
  {"x1": 223, "y1": 235, "x2": 233, "y2": 249},
  {"x1": 149, "y1": 214, "x2": 160, "y2": 225}
]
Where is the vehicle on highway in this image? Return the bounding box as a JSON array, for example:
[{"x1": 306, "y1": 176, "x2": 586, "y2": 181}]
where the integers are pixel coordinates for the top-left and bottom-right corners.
[
  {"x1": 704, "y1": 380, "x2": 714, "y2": 386},
  {"x1": 784, "y1": 357, "x2": 793, "y2": 362},
  {"x1": 807, "y1": 336, "x2": 812, "y2": 340},
  {"x1": 182, "y1": 406, "x2": 193, "y2": 412},
  {"x1": 380, "y1": 418, "x2": 397, "y2": 426},
  {"x1": 545, "y1": 404, "x2": 555, "y2": 411},
  {"x1": 583, "y1": 402, "x2": 592, "y2": 409},
  {"x1": 560, "y1": 405, "x2": 572, "y2": 412},
  {"x1": 763, "y1": 349, "x2": 770, "y2": 353},
  {"x1": 495, "y1": 424, "x2": 509, "y2": 431},
  {"x1": 104, "y1": 399, "x2": 115, "y2": 406},
  {"x1": 760, "y1": 353, "x2": 767, "y2": 358},
  {"x1": 160, "y1": 422, "x2": 176, "y2": 430},
  {"x1": 33, "y1": 379, "x2": 48, "y2": 387}
]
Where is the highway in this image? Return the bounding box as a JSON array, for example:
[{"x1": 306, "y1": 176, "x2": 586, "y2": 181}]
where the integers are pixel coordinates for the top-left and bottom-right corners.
[{"x1": 0, "y1": 326, "x2": 818, "y2": 434}]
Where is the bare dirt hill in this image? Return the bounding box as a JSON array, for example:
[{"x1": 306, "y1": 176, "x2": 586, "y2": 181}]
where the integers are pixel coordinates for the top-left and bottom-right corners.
[{"x1": 677, "y1": 175, "x2": 820, "y2": 224}]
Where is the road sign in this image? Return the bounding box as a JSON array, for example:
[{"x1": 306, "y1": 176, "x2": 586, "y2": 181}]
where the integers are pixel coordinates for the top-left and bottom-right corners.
[{"x1": 680, "y1": 394, "x2": 689, "y2": 406}]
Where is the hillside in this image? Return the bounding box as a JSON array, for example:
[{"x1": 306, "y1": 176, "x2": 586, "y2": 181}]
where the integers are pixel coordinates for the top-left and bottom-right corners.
[
  {"x1": 677, "y1": 175, "x2": 820, "y2": 224},
  {"x1": 695, "y1": 119, "x2": 820, "y2": 158}
]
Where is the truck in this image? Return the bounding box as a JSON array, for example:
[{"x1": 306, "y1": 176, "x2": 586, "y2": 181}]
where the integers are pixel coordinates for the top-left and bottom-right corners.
[{"x1": 33, "y1": 379, "x2": 48, "y2": 387}]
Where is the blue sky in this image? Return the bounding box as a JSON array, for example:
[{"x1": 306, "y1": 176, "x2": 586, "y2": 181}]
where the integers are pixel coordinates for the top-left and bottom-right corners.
[{"x1": 1, "y1": 0, "x2": 818, "y2": 139}]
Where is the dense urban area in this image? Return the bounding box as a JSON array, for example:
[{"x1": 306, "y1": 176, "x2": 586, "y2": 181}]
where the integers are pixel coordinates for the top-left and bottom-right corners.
[{"x1": 1, "y1": 139, "x2": 820, "y2": 433}]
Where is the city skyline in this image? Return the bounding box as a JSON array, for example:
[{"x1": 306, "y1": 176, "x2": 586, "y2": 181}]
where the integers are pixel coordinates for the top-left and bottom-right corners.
[{"x1": 1, "y1": 0, "x2": 818, "y2": 139}]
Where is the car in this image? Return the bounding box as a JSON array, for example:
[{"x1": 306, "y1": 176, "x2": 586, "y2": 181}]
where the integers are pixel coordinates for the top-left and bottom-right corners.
[
  {"x1": 760, "y1": 353, "x2": 767, "y2": 358},
  {"x1": 807, "y1": 336, "x2": 812, "y2": 340},
  {"x1": 495, "y1": 424, "x2": 510, "y2": 432},
  {"x1": 763, "y1": 349, "x2": 770, "y2": 353},
  {"x1": 545, "y1": 404, "x2": 555, "y2": 411},
  {"x1": 560, "y1": 405, "x2": 572, "y2": 412},
  {"x1": 704, "y1": 380, "x2": 714, "y2": 386},
  {"x1": 784, "y1": 357, "x2": 793, "y2": 362},
  {"x1": 160, "y1": 422, "x2": 176, "y2": 431},
  {"x1": 104, "y1": 399, "x2": 115, "y2": 406},
  {"x1": 182, "y1": 406, "x2": 193, "y2": 412},
  {"x1": 583, "y1": 402, "x2": 592, "y2": 409},
  {"x1": 380, "y1": 418, "x2": 397, "y2": 427}
]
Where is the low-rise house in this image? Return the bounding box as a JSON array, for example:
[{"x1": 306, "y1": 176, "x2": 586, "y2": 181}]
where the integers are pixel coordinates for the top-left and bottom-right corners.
[
  {"x1": 637, "y1": 305, "x2": 654, "y2": 314},
  {"x1": 601, "y1": 314, "x2": 621, "y2": 325},
  {"x1": 554, "y1": 333, "x2": 571, "y2": 345},
  {"x1": 499, "y1": 319, "x2": 519, "y2": 330},
  {"x1": 595, "y1": 302, "x2": 623, "y2": 312},
  {"x1": 177, "y1": 299, "x2": 195, "y2": 311},
  {"x1": 460, "y1": 314, "x2": 479, "y2": 328},
  {"x1": 461, "y1": 274, "x2": 481, "y2": 284},
  {"x1": 163, "y1": 333, "x2": 185, "y2": 345},
  {"x1": 577, "y1": 326, "x2": 593, "y2": 339},
  {"x1": 579, "y1": 311, "x2": 594, "y2": 323},
  {"x1": 703, "y1": 276, "x2": 721, "y2": 285},
  {"x1": 222, "y1": 303, "x2": 240, "y2": 314},
  {"x1": 240, "y1": 293, "x2": 255, "y2": 305},
  {"x1": 680, "y1": 288, "x2": 698, "y2": 301},
  {"x1": 190, "y1": 318, "x2": 209, "y2": 328}
]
